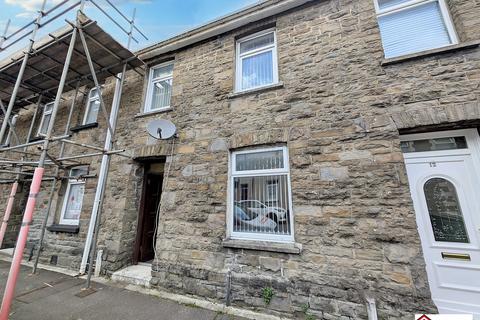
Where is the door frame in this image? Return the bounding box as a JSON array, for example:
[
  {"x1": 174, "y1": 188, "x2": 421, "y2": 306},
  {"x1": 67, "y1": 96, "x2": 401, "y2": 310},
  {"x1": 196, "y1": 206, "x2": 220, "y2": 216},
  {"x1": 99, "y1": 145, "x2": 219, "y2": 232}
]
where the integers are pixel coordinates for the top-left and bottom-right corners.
[
  {"x1": 400, "y1": 128, "x2": 480, "y2": 312},
  {"x1": 133, "y1": 169, "x2": 150, "y2": 264}
]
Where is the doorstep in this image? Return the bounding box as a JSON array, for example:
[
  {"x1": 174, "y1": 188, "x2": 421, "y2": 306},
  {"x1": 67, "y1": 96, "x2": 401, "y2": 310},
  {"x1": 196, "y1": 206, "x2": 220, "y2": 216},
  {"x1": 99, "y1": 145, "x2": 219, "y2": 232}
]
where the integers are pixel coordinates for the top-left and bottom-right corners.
[{"x1": 111, "y1": 263, "x2": 152, "y2": 288}]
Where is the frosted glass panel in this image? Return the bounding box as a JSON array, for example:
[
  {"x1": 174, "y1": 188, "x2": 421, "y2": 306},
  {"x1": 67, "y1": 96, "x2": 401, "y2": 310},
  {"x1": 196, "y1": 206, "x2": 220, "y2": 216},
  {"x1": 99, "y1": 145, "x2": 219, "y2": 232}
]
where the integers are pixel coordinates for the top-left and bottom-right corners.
[
  {"x1": 240, "y1": 32, "x2": 274, "y2": 54},
  {"x1": 152, "y1": 64, "x2": 173, "y2": 79},
  {"x1": 424, "y1": 178, "x2": 469, "y2": 243},
  {"x1": 401, "y1": 137, "x2": 467, "y2": 153},
  {"x1": 241, "y1": 51, "x2": 273, "y2": 90},
  {"x1": 378, "y1": 1, "x2": 452, "y2": 58},
  {"x1": 236, "y1": 150, "x2": 284, "y2": 171}
]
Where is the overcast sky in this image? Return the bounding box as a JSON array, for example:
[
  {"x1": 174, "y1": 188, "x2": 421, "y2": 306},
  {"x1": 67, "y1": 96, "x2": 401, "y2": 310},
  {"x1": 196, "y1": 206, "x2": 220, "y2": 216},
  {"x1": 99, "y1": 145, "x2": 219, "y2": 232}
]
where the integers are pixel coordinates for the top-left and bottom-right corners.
[{"x1": 0, "y1": 0, "x2": 260, "y2": 56}]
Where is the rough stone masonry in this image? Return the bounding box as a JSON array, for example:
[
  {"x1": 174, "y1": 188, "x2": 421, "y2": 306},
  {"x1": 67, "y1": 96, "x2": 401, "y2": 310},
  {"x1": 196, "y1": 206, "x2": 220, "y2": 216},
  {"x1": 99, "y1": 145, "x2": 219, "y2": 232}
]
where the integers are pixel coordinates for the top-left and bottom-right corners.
[{"x1": 0, "y1": 0, "x2": 479, "y2": 319}]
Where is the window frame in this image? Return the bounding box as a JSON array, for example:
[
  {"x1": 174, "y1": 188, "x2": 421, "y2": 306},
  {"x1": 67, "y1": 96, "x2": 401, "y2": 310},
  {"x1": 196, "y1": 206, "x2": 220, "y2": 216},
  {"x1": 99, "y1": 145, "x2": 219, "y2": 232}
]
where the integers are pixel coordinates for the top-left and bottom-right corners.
[
  {"x1": 144, "y1": 61, "x2": 174, "y2": 113},
  {"x1": 59, "y1": 166, "x2": 88, "y2": 226},
  {"x1": 228, "y1": 146, "x2": 294, "y2": 242},
  {"x1": 83, "y1": 87, "x2": 102, "y2": 125},
  {"x1": 374, "y1": 0, "x2": 458, "y2": 57},
  {"x1": 235, "y1": 28, "x2": 279, "y2": 93},
  {"x1": 37, "y1": 102, "x2": 54, "y2": 136}
]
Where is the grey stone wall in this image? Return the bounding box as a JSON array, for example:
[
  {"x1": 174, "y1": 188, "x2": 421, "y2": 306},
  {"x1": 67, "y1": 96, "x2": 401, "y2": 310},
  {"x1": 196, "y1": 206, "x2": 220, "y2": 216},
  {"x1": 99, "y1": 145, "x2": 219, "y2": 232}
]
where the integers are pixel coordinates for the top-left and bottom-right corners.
[{"x1": 0, "y1": 0, "x2": 479, "y2": 318}]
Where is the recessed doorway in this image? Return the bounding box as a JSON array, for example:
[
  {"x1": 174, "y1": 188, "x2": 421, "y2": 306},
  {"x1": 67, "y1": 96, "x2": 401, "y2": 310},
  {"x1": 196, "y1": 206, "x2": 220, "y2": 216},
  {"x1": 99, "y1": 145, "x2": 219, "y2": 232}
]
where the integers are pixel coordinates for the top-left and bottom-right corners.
[{"x1": 133, "y1": 162, "x2": 164, "y2": 264}]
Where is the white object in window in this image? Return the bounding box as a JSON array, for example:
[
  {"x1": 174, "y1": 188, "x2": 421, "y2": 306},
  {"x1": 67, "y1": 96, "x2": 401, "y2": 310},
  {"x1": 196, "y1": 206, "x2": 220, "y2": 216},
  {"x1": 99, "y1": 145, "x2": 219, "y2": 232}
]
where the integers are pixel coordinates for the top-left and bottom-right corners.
[
  {"x1": 60, "y1": 166, "x2": 88, "y2": 225},
  {"x1": 83, "y1": 87, "x2": 101, "y2": 125},
  {"x1": 38, "y1": 102, "x2": 54, "y2": 136},
  {"x1": 374, "y1": 0, "x2": 458, "y2": 58},
  {"x1": 229, "y1": 147, "x2": 293, "y2": 242},
  {"x1": 1, "y1": 114, "x2": 18, "y2": 146},
  {"x1": 145, "y1": 62, "x2": 174, "y2": 112},
  {"x1": 235, "y1": 29, "x2": 279, "y2": 92}
]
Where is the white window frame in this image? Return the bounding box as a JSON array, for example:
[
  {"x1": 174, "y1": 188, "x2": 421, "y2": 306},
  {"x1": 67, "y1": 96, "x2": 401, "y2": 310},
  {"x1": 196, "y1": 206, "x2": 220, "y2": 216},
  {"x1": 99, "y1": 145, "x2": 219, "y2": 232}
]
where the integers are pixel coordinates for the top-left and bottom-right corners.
[
  {"x1": 374, "y1": 0, "x2": 458, "y2": 57},
  {"x1": 83, "y1": 87, "x2": 102, "y2": 125},
  {"x1": 228, "y1": 146, "x2": 294, "y2": 242},
  {"x1": 1, "y1": 114, "x2": 18, "y2": 146},
  {"x1": 235, "y1": 29, "x2": 279, "y2": 93},
  {"x1": 144, "y1": 61, "x2": 174, "y2": 113},
  {"x1": 59, "y1": 166, "x2": 87, "y2": 226},
  {"x1": 37, "y1": 102, "x2": 54, "y2": 136}
]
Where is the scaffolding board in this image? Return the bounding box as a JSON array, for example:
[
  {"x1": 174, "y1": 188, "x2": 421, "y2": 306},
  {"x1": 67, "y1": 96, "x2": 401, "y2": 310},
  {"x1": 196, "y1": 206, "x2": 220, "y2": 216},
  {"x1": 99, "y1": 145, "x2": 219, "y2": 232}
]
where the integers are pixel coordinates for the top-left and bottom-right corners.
[{"x1": 0, "y1": 13, "x2": 143, "y2": 108}]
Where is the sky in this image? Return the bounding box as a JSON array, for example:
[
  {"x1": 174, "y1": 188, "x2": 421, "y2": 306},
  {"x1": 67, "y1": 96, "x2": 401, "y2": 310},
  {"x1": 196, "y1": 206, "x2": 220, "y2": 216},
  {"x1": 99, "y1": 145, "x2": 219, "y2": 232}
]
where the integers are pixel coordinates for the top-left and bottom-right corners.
[{"x1": 0, "y1": 0, "x2": 261, "y2": 57}]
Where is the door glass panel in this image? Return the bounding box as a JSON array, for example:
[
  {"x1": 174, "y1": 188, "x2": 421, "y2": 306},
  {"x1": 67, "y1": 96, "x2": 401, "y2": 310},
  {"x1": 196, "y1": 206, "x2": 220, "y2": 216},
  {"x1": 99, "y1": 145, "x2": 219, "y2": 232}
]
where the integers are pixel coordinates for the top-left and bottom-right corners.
[
  {"x1": 401, "y1": 136, "x2": 467, "y2": 153},
  {"x1": 424, "y1": 178, "x2": 469, "y2": 243}
]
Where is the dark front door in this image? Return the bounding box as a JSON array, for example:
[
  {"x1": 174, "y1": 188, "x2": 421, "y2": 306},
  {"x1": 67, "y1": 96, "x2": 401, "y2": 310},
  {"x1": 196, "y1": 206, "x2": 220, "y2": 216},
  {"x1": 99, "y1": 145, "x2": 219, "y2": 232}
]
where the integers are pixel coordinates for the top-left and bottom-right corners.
[{"x1": 135, "y1": 172, "x2": 163, "y2": 263}]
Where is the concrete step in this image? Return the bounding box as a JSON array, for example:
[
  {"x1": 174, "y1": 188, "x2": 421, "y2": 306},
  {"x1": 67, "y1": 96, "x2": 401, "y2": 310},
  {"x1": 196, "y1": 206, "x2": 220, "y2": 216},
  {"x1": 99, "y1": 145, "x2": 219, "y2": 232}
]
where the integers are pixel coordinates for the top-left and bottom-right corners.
[{"x1": 111, "y1": 263, "x2": 152, "y2": 288}]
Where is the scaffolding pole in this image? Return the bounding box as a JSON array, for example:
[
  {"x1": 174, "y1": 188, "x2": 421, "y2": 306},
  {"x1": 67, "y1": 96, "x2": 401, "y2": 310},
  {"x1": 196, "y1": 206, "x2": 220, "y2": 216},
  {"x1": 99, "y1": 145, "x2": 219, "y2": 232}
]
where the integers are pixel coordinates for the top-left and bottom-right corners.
[
  {"x1": 0, "y1": 1, "x2": 79, "y2": 316},
  {"x1": 0, "y1": 2, "x2": 45, "y2": 144},
  {"x1": 32, "y1": 81, "x2": 81, "y2": 274},
  {"x1": 82, "y1": 8, "x2": 136, "y2": 283}
]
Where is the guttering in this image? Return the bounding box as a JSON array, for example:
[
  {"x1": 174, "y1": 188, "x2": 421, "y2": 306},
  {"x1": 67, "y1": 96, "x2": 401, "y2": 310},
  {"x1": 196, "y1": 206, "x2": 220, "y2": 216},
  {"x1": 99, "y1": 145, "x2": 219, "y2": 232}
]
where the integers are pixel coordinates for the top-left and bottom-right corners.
[{"x1": 137, "y1": 0, "x2": 316, "y2": 60}]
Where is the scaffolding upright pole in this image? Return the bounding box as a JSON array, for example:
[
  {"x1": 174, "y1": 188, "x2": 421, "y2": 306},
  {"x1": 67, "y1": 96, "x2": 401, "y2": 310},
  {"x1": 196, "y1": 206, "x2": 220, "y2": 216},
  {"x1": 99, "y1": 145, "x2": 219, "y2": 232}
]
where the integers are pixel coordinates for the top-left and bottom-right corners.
[
  {"x1": 0, "y1": 95, "x2": 42, "y2": 247},
  {"x1": 0, "y1": 3, "x2": 45, "y2": 143},
  {"x1": 81, "y1": 8, "x2": 136, "y2": 280},
  {"x1": 32, "y1": 81, "x2": 81, "y2": 274},
  {"x1": 0, "y1": 9, "x2": 78, "y2": 319}
]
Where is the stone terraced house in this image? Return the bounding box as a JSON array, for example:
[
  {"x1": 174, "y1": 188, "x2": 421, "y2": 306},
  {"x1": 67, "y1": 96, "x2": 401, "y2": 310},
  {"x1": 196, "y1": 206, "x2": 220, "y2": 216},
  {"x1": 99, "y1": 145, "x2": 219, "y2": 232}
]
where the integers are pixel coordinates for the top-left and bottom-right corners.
[{"x1": 1, "y1": 0, "x2": 480, "y2": 318}]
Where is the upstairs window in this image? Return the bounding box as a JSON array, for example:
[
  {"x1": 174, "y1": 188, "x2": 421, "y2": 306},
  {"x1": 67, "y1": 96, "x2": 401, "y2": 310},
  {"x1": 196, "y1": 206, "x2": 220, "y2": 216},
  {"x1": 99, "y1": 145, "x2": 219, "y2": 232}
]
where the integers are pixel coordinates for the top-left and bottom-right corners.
[
  {"x1": 38, "y1": 102, "x2": 54, "y2": 136},
  {"x1": 229, "y1": 147, "x2": 293, "y2": 242},
  {"x1": 145, "y1": 62, "x2": 174, "y2": 112},
  {"x1": 235, "y1": 29, "x2": 279, "y2": 92},
  {"x1": 60, "y1": 166, "x2": 88, "y2": 226},
  {"x1": 375, "y1": 0, "x2": 458, "y2": 58},
  {"x1": 1, "y1": 114, "x2": 17, "y2": 147},
  {"x1": 83, "y1": 87, "x2": 101, "y2": 125}
]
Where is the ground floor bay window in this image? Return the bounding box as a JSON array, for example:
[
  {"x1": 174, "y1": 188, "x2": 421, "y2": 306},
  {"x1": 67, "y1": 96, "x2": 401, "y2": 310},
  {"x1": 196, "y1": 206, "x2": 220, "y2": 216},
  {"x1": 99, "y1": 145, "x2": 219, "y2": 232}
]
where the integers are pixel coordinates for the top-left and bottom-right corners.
[{"x1": 229, "y1": 146, "x2": 293, "y2": 242}]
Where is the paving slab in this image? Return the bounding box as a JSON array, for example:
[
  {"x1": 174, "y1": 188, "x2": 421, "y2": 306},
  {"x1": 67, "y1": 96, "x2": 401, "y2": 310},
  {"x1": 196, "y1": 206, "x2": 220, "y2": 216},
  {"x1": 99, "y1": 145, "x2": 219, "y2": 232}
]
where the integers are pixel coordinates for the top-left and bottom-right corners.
[{"x1": 0, "y1": 260, "x2": 247, "y2": 320}]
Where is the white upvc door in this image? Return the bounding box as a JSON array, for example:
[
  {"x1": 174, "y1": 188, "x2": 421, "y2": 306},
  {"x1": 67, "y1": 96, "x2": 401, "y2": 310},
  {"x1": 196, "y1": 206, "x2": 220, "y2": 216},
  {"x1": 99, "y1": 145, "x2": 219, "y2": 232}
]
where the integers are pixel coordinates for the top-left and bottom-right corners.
[{"x1": 402, "y1": 129, "x2": 480, "y2": 318}]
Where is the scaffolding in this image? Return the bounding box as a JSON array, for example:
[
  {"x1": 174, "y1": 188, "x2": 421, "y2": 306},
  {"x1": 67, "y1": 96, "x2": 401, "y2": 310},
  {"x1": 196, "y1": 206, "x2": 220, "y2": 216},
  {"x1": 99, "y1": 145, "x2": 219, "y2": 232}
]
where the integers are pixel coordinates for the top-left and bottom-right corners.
[{"x1": 0, "y1": 0, "x2": 146, "y2": 318}]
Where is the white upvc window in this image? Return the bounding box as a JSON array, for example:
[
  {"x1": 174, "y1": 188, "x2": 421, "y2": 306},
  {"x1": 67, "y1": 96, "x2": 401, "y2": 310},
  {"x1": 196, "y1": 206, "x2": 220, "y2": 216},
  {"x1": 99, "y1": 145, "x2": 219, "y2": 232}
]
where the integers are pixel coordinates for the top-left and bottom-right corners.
[
  {"x1": 235, "y1": 29, "x2": 279, "y2": 92},
  {"x1": 38, "y1": 102, "x2": 54, "y2": 136},
  {"x1": 83, "y1": 87, "x2": 101, "y2": 125},
  {"x1": 1, "y1": 114, "x2": 18, "y2": 146},
  {"x1": 229, "y1": 146, "x2": 294, "y2": 242},
  {"x1": 145, "y1": 62, "x2": 174, "y2": 112},
  {"x1": 374, "y1": 0, "x2": 458, "y2": 58},
  {"x1": 59, "y1": 166, "x2": 88, "y2": 226}
]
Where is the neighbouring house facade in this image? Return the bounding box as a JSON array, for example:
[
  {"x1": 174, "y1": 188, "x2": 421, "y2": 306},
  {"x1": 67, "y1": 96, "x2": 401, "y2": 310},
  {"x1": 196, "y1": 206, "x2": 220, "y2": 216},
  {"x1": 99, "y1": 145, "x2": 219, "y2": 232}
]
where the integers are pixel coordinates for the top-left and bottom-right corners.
[{"x1": 1, "y1": 0, "x2": 480, "y2": 318}]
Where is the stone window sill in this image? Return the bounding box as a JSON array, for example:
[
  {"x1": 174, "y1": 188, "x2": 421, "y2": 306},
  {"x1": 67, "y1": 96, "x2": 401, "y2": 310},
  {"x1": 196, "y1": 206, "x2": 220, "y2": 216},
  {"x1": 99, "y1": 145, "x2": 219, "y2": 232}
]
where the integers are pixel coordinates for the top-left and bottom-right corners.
[
  {"x1": 228, "y1": 82, "x2": 284, "y2": 99},
  {"x1": 382, "y1": 40, "x2": 480, "y2": 66},
  {"x1": 47, "y1": 224, "x2": 79, "y2": 234},
  {"x1": 70, "y1": 122, "x2": 98, "y2": 132},
  {"x1": 222, "y1": 238, "x2": 302, "y2": 254},
  {"x1": 134, "y1": 107, "x2": 172, "y2": 119}
]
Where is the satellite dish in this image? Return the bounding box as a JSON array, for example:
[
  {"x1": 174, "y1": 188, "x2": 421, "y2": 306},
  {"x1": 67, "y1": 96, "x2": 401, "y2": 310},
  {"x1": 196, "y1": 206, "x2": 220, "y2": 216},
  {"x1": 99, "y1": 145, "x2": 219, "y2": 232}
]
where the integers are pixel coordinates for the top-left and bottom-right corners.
[{"x1": 147, "y1": 119, "x2": 177, "y2": 140}]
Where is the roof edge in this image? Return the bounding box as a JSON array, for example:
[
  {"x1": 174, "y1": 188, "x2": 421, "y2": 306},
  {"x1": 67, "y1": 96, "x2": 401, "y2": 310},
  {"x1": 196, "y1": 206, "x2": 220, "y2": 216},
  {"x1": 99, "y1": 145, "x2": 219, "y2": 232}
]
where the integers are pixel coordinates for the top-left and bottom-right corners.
[{"x1": 137, "y1": 0, "x2": 315, "y2": 60}]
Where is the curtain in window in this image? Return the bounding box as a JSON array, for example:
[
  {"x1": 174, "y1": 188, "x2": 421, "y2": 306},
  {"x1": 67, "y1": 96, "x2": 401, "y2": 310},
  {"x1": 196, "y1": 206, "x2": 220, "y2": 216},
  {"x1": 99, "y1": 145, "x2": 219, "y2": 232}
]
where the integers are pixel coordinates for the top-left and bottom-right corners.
[
  {"x1": 63, "y1": 184, "x2": 85, "y2": 220},
  {"x1": 85, "y1": 99, "x2": 100, "y2": 124},
  {"x1": 241, "y1": 51, "x2": 273, "y2": 90},
  {"x1": 378, "y1": 1, "x2": 452, "y2": 58},
  {"x1": 151, "y1": 78, "x2": 173, "y2": 109}
]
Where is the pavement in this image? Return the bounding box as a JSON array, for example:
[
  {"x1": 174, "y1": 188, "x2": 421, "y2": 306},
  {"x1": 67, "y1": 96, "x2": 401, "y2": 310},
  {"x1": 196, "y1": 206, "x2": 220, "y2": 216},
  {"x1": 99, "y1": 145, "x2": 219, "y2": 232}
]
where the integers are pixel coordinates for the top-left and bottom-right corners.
[{"x1": 0, "y1": 260, "x2": 244, "y2": 320}]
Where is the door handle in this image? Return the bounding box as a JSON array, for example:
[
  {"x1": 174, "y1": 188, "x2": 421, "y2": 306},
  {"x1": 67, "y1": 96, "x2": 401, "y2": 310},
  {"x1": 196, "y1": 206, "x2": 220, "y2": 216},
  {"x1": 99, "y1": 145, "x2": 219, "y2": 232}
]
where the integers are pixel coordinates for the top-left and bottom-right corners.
[{"x1": 441, "y1": 252, "x2": 471, "y2": 261}]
